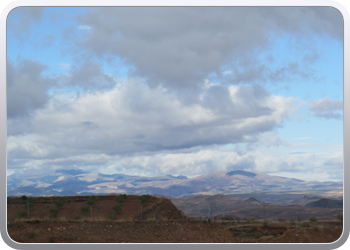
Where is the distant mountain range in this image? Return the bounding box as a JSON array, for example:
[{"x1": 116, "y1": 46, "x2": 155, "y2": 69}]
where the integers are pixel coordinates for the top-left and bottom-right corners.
[
  {"x1": 7, "y1": 169, "x2": 343, "y2": 197},
  {"x1": 170, "y1": 194, "x2": 343, "y2": 221}
]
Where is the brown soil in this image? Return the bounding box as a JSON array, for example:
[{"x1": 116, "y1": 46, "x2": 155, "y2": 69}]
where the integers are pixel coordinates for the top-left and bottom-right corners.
[
  {"x1": 7, "y1": 220, "x2": 238, "y2": 243},
  {"x1": 7, "y1": 195, "x2": 343, "y2": 243},
  {"x1": 7, "y1": 195, "x2": 181, "y2": 222},
  {"x1": 6, "y1": 220, "x2": 343, "y2": 243},
  {"x1": 222, "y1": 220, "x2": 343, "y2": 243}
]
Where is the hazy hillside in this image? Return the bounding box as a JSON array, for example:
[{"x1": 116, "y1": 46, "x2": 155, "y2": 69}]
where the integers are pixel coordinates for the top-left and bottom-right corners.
[
  {"x1": 171, "y1": 194, "x2": 343, "y2": 221},
  {"x1": 305, "y1": 198, "x2": 343, "y2": 208}
]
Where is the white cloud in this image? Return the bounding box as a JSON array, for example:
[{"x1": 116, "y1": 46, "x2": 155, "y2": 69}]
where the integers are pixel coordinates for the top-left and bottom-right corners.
[
  {"x1": 6, "y1": 7, "x2": 343, "y2": 183},
  {"x1": 72, "y1": 7, "x2": 342, "y2": 88},
  {"x1": 309, "y1": 97, "x2": 343, "y2": 119},
  {"x1": 8, "y1": 79, "x2": 293, "y2": 157},
  {"x1": 7, "y1": 60, "x2": 53, "y2": 118},
  {"x1": 7, "y1": 78, "x2": 297, "y2": 177}
]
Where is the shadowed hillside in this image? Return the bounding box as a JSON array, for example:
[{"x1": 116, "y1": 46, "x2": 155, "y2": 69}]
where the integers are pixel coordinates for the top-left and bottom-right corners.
[{"x1": 305, "y1": 198, "x2": 343, "y2": 208}]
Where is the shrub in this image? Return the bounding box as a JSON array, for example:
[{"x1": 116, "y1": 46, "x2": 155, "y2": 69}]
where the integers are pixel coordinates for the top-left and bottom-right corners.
[
  {"x1": 21, "y1": 195, "x2": 27, "y2": 201},
  {"x1": 50, "y1": 208, "x2": 59, "y2": 218},
  {"x1": 278, "y1": 217, "x2": 285, "y2": 222},
  {"x1": 112, "y1": 204, "x2": 122, "y2": 214},
  {"x1": 140, "y1": 194, "x2": 152, "y2": 204},
  {"x1": 309, "y1": 217, "x2": 318, "y2": 222},
  {"x1": 289, "y1": 219, "x2": 295, "y2": 225},
  {"x1": 25, "y1": 197, "x2": 37, "y2": 209},
  {"x1": 18, "y1": 210, "x2": 27, "y2": 218},
  {"x1": 81, "y1": 206, "x2": 89, "y2": 214},
  {"x1": 54, "y1": 197, "x2": 66, "y2": 209},
  {"x1": 74, "y1": 215, "x2": 83, "y2": 220},
  {"x1": 116, "y1": 194, "x2": 128, "y2": 204},
  {"x1": 87, "y1": 196, "x2": 96, "y2": 206}
]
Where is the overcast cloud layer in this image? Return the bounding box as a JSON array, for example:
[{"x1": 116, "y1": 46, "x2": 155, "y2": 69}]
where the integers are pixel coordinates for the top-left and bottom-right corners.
[
  {"x1": 74, "y1": 7, "x2": 343, "y2": 88},
  {"x1": 7, "y1": 7, "x2": 344, "y2": 181}
]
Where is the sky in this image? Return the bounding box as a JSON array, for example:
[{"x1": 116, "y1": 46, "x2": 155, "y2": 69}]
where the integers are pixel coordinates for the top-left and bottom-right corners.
[{"x1": 6, "y1": 7, "x2": 344, "y2": 182}]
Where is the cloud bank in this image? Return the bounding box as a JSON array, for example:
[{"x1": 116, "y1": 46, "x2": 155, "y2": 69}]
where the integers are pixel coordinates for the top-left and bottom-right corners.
[{"x1": 6, "y1": 7, "x2": 343, "y2": 181}]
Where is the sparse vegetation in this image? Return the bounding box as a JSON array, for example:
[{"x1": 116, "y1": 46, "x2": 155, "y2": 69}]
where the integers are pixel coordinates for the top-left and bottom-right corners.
[
  {"x1": 18, "y1": 210, "x2": 27, "y2": 218},
  {"x1": 263, "y1": 220, "x2": 269, "y2": 227},
  {"x1": 18, "y1": 197, "x2": 37, "y2": 219},
  {"x1": 112, "y1": 204, "x2": 122, "y2": 214},
  {"x1": 301, "y1": 222, "x2": 310, "y2": 227},
  {"x1": 26, "y1": 197, "x2": 37, "y2": 209},
  {"x1": 116, "y1": 194, "x2": 128, "y2": 204},
  {"x1": 107, "y1": 215, "x2": 117, "y2": 221},
  {"x1": 50, "y1": 208, "x2": 59, "y2": 218},
  {"x1": 48, "y1": 197, "x2": 67, "y2": 218},
  {"x1": 7, "y1": 194, "x2": 344, "y2": 244},
  {"x1": 309, "y1": 217, "x2": 318, "y2": 222},
  {"x1": 87, "y1": 196, "x2": 96, "y2": 206},
  {"x1": 140, "y1": 194, "x2": 152, "y2": 204},
  {"x1": 81, "y1": 206, "x2": 89, "y2": 214},
  {"x1": 86, "y1": 196, "x2": 96, "y2": 220},
  {"x1": 74, "y1": 215, "x2": 83, "y2": 220},
  {"x1": 54, "y1": 197, "x2": 66, "y2": 209}
]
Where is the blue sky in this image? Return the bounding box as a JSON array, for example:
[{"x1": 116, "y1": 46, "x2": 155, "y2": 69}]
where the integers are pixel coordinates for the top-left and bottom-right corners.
[{"x1": 6, "y1": 7, "x2": 343, "y2": 181}]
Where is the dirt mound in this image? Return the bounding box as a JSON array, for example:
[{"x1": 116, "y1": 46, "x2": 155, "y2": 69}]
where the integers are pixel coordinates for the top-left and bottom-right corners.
[{"x1": 7, "y1": 195, "x2": 181, "y2": 222}]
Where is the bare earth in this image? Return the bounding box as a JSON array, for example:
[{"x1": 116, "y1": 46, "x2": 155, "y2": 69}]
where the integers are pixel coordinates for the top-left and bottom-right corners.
[{"x1": 7, "y1": 195, "x2": 343, "y2": 243}]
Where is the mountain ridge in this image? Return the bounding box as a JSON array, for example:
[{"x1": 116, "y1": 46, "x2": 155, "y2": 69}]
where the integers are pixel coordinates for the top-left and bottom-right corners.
[{"x1": 7, "y1": 169, "x2": 342, "y2": 197}]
